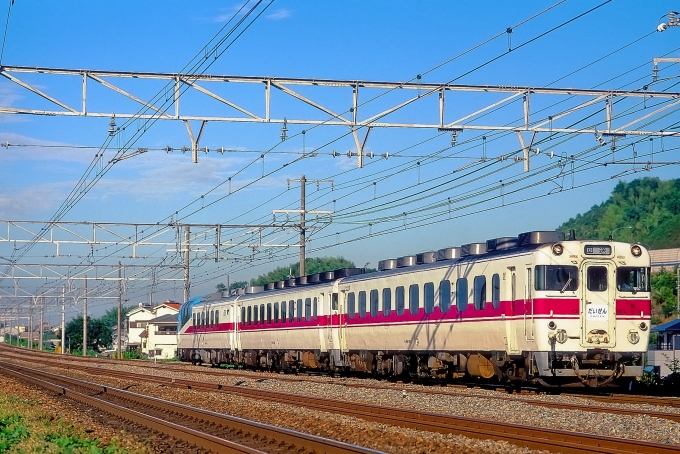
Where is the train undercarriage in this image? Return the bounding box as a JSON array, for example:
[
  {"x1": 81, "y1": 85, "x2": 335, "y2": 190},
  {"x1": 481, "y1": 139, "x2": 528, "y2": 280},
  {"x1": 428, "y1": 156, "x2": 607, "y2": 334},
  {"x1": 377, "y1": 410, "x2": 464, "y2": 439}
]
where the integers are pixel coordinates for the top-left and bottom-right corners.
[{"x1": 179, "y1": 347, "x2": 644, "y2": 388}]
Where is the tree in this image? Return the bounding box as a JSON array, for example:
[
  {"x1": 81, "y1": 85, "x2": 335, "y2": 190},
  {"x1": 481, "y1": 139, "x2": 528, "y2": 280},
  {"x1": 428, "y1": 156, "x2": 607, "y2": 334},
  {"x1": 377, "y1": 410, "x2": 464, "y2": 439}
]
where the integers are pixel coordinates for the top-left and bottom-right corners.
[
  {"x1": 250, "y1": 257, "x2": 356, "y2": 286},
  {"x1": 216, "y1": 281, "x2": 248, "y2": 292},
  {"x1": 100, "y1": 305, "x2": 136, "y2": 328},
  {"x1": 652, "y1": 267, "x2": 678, "y2": 320},
  {"x1": 64, "y1": 316, "x2": 114, "y2": 353}
]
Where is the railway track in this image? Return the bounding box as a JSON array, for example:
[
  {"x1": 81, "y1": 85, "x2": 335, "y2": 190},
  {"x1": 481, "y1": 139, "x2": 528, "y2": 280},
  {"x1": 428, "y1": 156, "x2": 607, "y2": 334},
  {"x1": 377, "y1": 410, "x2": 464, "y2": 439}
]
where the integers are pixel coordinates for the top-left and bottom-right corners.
[
  {"x1": 0, "y1": 362, "x2": 378, "y2": 454},
  {"x1": 3, "y1": 347, "x2": 680, "y2": 421},
  {"x1": 1, "y1": 351, "x2": 678, "y2": 453}
]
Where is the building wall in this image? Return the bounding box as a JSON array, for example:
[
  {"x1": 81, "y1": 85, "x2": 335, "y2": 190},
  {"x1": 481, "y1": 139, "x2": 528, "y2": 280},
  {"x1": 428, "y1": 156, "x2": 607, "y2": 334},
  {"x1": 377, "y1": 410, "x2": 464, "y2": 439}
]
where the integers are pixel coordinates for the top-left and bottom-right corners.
[
  {"x1": 126, "y1": 309, "x2": 154, "y2": 348},
  {"x1": 146, "y1": 324, "x2": 178, "y2": 359},
  {"x1": 648, "y1": 349, "x2": 679, "y2": 378}
]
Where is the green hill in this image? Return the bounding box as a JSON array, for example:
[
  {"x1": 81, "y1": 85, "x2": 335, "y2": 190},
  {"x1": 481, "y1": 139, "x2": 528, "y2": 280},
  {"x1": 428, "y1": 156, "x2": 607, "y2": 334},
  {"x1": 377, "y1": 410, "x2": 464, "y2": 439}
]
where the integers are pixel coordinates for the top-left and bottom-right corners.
[{"x1": 557, "y1": 177, "x2": 680, "y2": 248}]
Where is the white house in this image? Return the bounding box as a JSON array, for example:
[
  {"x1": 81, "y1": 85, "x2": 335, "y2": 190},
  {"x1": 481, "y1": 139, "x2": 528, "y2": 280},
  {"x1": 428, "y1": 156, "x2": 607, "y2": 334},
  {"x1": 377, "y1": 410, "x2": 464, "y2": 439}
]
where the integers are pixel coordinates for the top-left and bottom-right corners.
[
  {"x1": 144, "y1": 312, "x2": 179, "y2": 359},
  {"x1": 127, "y1": 301, "x2": 180, "y2": 358}
]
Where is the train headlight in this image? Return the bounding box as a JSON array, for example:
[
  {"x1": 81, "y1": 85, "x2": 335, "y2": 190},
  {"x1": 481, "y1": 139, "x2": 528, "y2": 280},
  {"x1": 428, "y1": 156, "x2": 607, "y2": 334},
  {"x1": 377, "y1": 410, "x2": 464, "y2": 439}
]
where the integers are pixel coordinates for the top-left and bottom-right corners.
[
  {"x1": 555, "y1": 330, "x2": 568, "y2": 344},
  {"x1": 639, "y1": 322, "x2": 648, "y2": 331},
  {"x1": 627, "y1": 331, "x2": 640, "y2": 344},
  {"x1": 552, "y1": 243, "x2": 564, "y2": 256},
  {"x1": 631, "y1": 245, "x2": 642, "y2": 257},
  {"x1": 548, "y1": 321, "x2": 557, "y2": 330}
]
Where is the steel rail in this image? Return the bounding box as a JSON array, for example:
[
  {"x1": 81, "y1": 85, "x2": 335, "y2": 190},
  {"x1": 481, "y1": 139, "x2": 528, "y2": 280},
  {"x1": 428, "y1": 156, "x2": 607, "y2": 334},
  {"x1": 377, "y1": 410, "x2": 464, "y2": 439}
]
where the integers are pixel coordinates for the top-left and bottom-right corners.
[
  {"x1": 1, "y1": 351, "x2": 677, "y2": 453},
  {"x1": 0, "y1": 363, "x2": 379, "y2": 454}
]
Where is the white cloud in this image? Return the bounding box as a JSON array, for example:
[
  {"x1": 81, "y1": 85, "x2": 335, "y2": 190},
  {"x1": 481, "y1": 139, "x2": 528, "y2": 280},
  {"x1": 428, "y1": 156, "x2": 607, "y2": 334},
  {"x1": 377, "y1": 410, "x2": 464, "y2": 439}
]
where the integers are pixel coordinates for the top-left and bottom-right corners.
[{"x1": 266, "y1": 9, "x2": 292, "y2": 20}]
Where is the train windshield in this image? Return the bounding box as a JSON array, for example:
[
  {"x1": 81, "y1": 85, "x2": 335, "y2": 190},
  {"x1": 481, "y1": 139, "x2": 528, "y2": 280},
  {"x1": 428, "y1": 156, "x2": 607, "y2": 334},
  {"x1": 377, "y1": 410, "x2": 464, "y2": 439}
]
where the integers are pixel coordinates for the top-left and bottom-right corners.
[
  {"x1": 534, "y1": 265, "x2": 579, "y2": 292},
  {"x1": 616, "y1": 267, "x2": 650, "y2": 293}
]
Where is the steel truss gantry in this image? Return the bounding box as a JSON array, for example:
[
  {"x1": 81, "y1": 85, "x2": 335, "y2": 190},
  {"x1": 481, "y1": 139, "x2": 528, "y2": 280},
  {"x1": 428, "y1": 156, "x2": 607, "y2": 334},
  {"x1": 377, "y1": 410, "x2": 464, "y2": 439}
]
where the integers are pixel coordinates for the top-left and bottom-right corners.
[{"x1": 2, "y1": 65, "x2": 679, "y2": 168}]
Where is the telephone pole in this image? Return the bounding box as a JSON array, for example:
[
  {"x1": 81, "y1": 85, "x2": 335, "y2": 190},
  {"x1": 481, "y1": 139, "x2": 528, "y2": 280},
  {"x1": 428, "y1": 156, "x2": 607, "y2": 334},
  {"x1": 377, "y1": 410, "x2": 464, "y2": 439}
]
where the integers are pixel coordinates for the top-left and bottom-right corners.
[
  {"x1": 281, "y1": 175, "x2": 334, "y2": 276},
  {"x1": 83, "y1": 276, "x2": 87, "y2": 357}
]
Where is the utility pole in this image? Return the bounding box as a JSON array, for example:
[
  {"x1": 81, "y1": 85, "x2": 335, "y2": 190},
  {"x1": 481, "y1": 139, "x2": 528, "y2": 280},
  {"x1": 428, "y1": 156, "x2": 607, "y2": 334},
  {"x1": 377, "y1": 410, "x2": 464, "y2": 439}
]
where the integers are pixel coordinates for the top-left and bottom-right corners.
[
  {"x1": 28, "y1": 299, "x2": 33, "y2": 350},
  {"x1": 283, "y1": 175, "x2": 334, "y2": 276},
  {"x1": 83, "y1": 276, "x2": 87, "y2": 357},
  {"x1": 39, "y1": 296, "x2": 44, "y2": 351},
  {"x1": 117, "y1": 261, "x2": 122, "y2": 359},
  {"x1": 676, "y1": 265, "x2": 679, "y2": 320},
  {"x1": 183, "y1": 225, "x2": 190, "y2": 303},
  {"x1": 61, "y1": 285, "x2": 65, "y2": 355}
]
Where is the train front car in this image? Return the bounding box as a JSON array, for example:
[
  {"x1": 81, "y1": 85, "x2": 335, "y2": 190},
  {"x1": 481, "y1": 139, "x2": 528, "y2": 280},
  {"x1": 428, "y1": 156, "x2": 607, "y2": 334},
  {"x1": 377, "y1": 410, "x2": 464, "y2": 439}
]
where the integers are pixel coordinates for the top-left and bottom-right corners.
[{"x1": 530, "y1": 234, "x2": 651, "y2": 387}]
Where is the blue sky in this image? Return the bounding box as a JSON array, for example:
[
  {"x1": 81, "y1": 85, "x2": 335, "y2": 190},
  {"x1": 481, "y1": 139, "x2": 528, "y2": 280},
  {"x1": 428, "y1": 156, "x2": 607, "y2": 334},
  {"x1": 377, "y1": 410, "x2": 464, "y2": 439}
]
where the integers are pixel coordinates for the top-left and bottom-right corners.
[{"x1": 1, "y1": 0, "x2": 680, "y2": 321}]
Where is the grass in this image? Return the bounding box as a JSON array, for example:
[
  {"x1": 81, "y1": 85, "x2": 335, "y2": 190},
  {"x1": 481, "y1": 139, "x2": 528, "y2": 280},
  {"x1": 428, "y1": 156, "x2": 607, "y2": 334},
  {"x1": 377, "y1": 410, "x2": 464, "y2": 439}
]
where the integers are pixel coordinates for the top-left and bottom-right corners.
[{"x1": 0, "y1": 393, "x2": 151, "y2": 453}]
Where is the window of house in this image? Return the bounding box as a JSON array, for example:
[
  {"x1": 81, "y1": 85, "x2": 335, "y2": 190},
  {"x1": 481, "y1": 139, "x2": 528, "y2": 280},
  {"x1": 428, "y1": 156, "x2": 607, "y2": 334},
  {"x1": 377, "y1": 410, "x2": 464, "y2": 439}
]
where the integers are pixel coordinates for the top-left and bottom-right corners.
[
  {"x1": 382, "y1": 288, "x2": 392, "y2": 316},
  {"x1": 396, "y1": 286, "x2": 405, "y2": 316},
  {"x1": 370, "y1": 290, "x2": 379, "y2": 317},
  {"x1": 348, "y1": 292, "x2": 356, "y2": 319},
  {"x1": 474, "y1": 276, "x2": 487, "y2": 310},
  {"x1": 440, "y1": 280, "x2": 451, "y2": 313},
  {"x1": 409, "y1": 284, "x2": 419, "y2": 315},
  {"x1": 456, "y1": 278, "x2": 468, "y2": 311},
  {"x1": 492, "y1": 274, "x2": 500, "y2": 308},
  {"x1": 424, "y1": 282, "x2": 434, "y2": 314}
]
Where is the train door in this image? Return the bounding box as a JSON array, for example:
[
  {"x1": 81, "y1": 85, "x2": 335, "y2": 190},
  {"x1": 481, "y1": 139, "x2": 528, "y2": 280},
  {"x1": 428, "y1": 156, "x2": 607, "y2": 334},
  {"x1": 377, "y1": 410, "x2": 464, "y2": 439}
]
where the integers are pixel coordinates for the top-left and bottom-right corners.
[
  {"x1": 505, "y1": 267, "x2": 520, "y2": 354},
  {"x1": 524, "y1": 266, "x2": 535, "y2": 341},
  {"x1": 233, "y1": 304, "x2": 241, "y2": 352},
  {"x1": 580, "y1": 261, "x2": 616, "y2": 348},
  {"x1": 317, "y1": 293, "x2": 327, "y2": 352}
]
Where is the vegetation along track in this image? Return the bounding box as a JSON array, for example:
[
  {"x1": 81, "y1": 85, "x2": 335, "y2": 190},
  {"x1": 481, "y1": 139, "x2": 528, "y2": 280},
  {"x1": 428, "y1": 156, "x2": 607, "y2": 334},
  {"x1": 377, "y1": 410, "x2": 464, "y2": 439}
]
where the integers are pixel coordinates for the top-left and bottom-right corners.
[
  {"x1": 1, "y1": 351, "x2": 679, "y2": 453},
  {"x1": 0, "y1": 362, "x2": 379, "y2": 454}
]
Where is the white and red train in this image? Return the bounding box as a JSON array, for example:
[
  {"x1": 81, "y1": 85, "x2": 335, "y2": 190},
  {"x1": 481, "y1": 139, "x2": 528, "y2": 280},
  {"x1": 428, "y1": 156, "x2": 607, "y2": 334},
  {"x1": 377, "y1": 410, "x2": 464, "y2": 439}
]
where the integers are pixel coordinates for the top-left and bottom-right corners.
[{"x1": 177, "y1": 230, "x2": 651, "y2": 387}]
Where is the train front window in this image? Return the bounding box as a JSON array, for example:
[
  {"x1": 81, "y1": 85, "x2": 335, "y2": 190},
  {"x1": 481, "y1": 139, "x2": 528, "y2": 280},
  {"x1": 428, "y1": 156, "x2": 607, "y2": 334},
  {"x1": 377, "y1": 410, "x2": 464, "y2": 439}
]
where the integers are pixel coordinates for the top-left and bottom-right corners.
[
  {"x1": 616, "y1": 267, "x2": 650, "y2": 293},
  {"x1": 534, "y1": 265, "x2": 579, "y2": 292},
  {"x1": 587, "y1": 266, "x2": 608, "y2": 292}
]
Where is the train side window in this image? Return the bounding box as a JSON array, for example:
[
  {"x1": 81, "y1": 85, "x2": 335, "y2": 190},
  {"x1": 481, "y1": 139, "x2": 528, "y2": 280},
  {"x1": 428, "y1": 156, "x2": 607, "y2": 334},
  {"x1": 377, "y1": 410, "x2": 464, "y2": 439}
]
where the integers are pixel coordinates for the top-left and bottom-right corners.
[
  {"x1": 210, "y1": 310, "x2": 214, "y2": 326},
  {"x1": 474, "y1": 276, "x2": 487, "y2": 310},
  {"x1": 253, "y1": 306, "x2": 258, "y2": 324},
  {"x1": 313, "y1": 297, "x2": 318, "y2": 321},
  {"x1": 456, "y1": 278, "x2": 468, "y2": 311},
  {"x1": 382, "y1": 288, "x2": 392, "y2": 316},
  {"x1": 281, "y1": 301, "x2": 287, "y2": 323},
  {"x1": 587, "y1": 266, "x2": 608, "y2": 292},
  {"x1": 358, "y1": 291, "x2": 367, "y2": 318},
  {"x1": 440, "y1": 280, "x2": 451, "y2": 313},
  {"x1": 347, "y1": 292, "x2": 356, "y2": 318},
  {"x1": 192, "y1": 313, "x2": 196, "y2": 327},
  {"x1": 492, "y1": 274, "x2": 500, "y2": 308},
  {"x1": 332, "y1": 293, "x2": 339, "y2": 310},
  {"x1": 424, "y1": 282, "x2": 434, "y2": 314},
  {"x1": 247, "y1": 306, "x2": 252, "y2": 325},
  {"x1": 261, "y1": 304, "x2": 266, "y2": 324},
  {"x1": 297, "y1": 299, "x2": 303, "y2": 322},
  {"x1": 201, "y1": 312, "x2": 205, "y2": 326},
  {"x1": 348, "y1": 292, "x2": 356, "y2": 319},
  {"x1": 305, "y1": 298, "x2": 312, "y2": 322},
  {"x1": 289, "y1": 300, "x2": 295, "y2": 322},
  {"x1": 409, "y1": 284, "x2": 419, "y2": 315},
  {"x1": 370, "y1": 290, "x2": 379, "y2": 317},
  {"x1": 396, "y1": 286, "x2": 405, "y2": 315},
  {"x1": 267, "y1": 303, "x2": 272, "y2": 323},
  {"x1": 274, "y1": 302, "x2": 279, "y2": 323},
  {"x1": 215, "y1": 310, "x2": 219, "y2": 326},
  {"x1": 241, "y1": 307, "x2": 245, "y2": 326}
]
